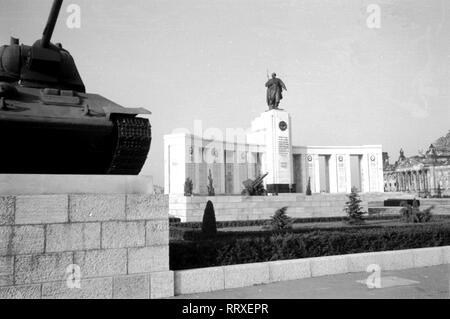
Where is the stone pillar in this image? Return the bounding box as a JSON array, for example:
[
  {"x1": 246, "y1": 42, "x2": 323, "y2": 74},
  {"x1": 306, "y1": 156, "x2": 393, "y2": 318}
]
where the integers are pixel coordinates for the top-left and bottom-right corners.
[
  {"x1": 417, "y1": 171, "x2": 420, "y2": 191},
  {"x1": 408, "y1": 171, "x2": 412, "y2": 191},
  {"x1": 335, "y1": 154, "x2": 348, "y2": 193},
  {"x1": 314, "y1": 154, "x2": 321, "y2": 193},
  {"x1": 328, "y1": 154, "x2": 338, "y2": 193},
  {"x1": 405, "y1": 172, "x2": 408, "y2": 191}
]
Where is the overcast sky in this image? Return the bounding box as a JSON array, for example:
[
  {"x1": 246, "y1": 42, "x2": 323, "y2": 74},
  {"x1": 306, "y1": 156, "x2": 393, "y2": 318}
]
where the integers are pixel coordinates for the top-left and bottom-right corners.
[{"x1": 1, "y1": 0, "x2": 449, "y2": 185}]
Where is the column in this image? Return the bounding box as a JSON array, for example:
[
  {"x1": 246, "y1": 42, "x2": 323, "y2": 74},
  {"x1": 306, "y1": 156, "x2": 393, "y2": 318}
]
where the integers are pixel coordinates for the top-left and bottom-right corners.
[
  {"x1": 418, "y1": 171, "x2": 422, "y2": 192},
  {"x1": 314, "y1": 154, "x2": 321, "y2": 193},
  {"x1": 406, "y1": 172, "x2": 410, "y2": 191},
  {"x1": 328, "y1": 154, "x2": 338, "y2": 193}
]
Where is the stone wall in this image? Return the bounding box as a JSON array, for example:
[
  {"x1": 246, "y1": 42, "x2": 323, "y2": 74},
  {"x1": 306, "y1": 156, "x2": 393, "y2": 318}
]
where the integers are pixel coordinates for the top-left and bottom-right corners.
[
  {"x1": 0, "y1": 194, "x2": 173, "y2": 299},
  {"x1": 174, "y1": 246, "x2": 450, "y2": 295},
  {"x1": 169, "y1": 192, "x2": 412, "y2": 222}
]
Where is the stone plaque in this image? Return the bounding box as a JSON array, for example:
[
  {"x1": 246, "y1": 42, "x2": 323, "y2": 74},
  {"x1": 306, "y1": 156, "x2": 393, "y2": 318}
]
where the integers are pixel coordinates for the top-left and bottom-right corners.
[
  {"x1": 278, "y1": 136, "x2": 290, "y2": 155},
  {"x1": 337, "y1": 155, "x2": 347, "y2": 192},
  {"x1": 369, "y1": 154, "x2": 379, "y2": 191}
]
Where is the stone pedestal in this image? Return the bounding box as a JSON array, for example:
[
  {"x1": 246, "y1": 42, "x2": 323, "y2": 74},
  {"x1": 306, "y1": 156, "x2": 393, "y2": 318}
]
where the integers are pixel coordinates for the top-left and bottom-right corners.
[
  {"x1": 0, "y1": 175, "x2": 173, "y2": 299},
  {"x1": 0, "y1": 174, "x2": 153, "y2": 195},
  {"x1": 247, "y1": 109, "x2": 293, "y2": 193}
]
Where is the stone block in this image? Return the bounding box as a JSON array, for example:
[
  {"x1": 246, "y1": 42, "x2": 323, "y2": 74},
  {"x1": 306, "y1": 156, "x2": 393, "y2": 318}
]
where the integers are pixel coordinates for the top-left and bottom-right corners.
[
  {"x1": 128, "y1": 246, "x2": 168, "y2": 274},
  {"x1": 174, "y1": 267, "x2": 224, "y2": 295},
  {"x1": 0, "y1": 226, "x2": 13, "y2": 256},
  {"x1": 0, "y1": 196, "x2": 14, "y2": 226},
  {"x1": 69, "y1": 194, "x2": 125, "y2": 222},
  {"x1": 0, "y1": 256, "x2": 13, "y2": 286},
  {"x1": 113, "y1": 274, "x2": 149, "y2": 299},
  {"x1": 442, "y1": 246, "x2": 450, "y2": 264},
  {"x1": 126, "y1": 194, "x2": 168, "y2": 220},
  {"x1": 0, "y1": 226, "x2": 44, "y2": 256},
  {"x1": 15, "y1": 252, "x2": 73, "y2": 284},
  {"x1": 0, "y1": 174, "x2": 153, "y2": 195},
  {"x1": 150, "y1": 271, "x2": 174, "y2": 299},
  {"x1": 42, "y1": 277, "x2": 113, "y2": 299},
  {"x1": 145, "y1": 220, "x2": 169, "y2": 246},
  {"x1": 74, "y1": 249, "x2": 127, "y2": 278},
  {"x1": 223, "y1": 263, "x2": 270, "y2": 289},
  {"x1": 310, "y1": 255, "x2": 349, "y2": 277},
  {"x1": 46, "y1": 223, "x2": 101, "y2": 252},
  {"x1": 268, "y1": 259, "x2": 311, "y2": 282},
  {"x1": 412, "y1": 247, "x2": 444, "y2": 268},
  {"x1": 11, "y1": 225, "x2": 45, "y2": 255},
  {"x1": 15, "y1": 195, "x2": 68, "y2": 225},
  {"x1": 378, "y1": 250, "x2": 414, "y2": 270},
  {"x1": 346, "y1": 252, "x2": 383, "y2": 273},
  {"x1": 0, "y1": 284, "x2": 41, "y2": 299},
  {"x1": 102, "y1": 221, "x2": 145, "y2": 249}
]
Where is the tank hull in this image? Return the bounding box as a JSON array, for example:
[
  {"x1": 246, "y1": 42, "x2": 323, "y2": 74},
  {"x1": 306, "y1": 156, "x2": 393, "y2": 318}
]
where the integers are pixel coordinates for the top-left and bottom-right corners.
[
  {"x1": 0, "y1": 116, "x2": 115, "y2": 174},
  {"x1": 0, "y1": 86, "x2": 152, "y2": 175}
]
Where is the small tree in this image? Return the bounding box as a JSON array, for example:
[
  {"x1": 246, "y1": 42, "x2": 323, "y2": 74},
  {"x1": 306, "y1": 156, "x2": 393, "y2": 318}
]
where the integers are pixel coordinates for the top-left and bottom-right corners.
[
  {"x1": 184, "y1": 178, "x2": 193, "y2": 196},
  {"x1": 207, "y1": 169, "x2": 215, "y2": 196},
  {"x1": 344, "y1": 187, "x2": 365, "y2": 224},
  {"x1": 306, "y1": 177, "x2": 312, "y2": 196},
  {"x1": 269, "y1": 207, "x2": 293, "y2": 231},
  {"x1": 202, "y1": 200, "x2": 217, "y2": 238}
]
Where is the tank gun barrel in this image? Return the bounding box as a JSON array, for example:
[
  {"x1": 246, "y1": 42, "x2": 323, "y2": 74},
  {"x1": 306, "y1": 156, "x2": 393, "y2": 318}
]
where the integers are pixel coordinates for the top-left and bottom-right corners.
[{"x1": 41, "y1": 0, "x2": 63, "y2": 48}]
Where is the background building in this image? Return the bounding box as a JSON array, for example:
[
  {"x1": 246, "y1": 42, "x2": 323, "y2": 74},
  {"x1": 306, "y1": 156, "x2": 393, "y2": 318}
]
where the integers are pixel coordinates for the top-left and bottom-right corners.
[{"x1": 384, "y1": 131, "x2": 450, "y2": 197}]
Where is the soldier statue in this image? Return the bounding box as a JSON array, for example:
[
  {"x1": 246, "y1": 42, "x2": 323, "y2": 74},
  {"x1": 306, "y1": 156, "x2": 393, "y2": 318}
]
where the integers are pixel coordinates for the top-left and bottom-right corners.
[{"x1": 265, "y1": 73, "x2": 287, "y2": 110}]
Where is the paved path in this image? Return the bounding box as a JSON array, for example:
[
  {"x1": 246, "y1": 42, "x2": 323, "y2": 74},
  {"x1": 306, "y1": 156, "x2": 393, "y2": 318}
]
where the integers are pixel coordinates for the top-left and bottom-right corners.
[{"x1": 171, "y1": 264, "x2": 450, "y2": 299}]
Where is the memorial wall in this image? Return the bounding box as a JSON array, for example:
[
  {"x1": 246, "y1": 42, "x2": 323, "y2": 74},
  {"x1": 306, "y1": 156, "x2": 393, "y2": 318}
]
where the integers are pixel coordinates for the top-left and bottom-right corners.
[{"x1": 164, "y1": 109, "x2": 384, "y2": 195}]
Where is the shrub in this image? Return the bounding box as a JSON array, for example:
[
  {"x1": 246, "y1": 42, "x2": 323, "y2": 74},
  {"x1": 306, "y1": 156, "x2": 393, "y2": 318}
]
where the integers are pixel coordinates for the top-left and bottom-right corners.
[
  {"x1": 344, "y1": 187, "x2": 365, "y2": 224},
  {"x1": 184, "y1": 178, "x2": 193, "y2": 196},
  {"x1": 170, "y1": 223, "x2": 450, "y2": 270},
  {"x1": 401, "y1": 199, "x2": 434, "y2": 223},
  {"x1": 207, "y1": 169, "x2": 215, "y2": 196},
  {"x1": 306, "y1": 177, "x2": 312, "y2": 196},
  {"x1": 201, "y1": 200, "x2": 217, "y2": 239},
  {"x1": 267, "y1": 207, "x2": 293, "y2": 232}
]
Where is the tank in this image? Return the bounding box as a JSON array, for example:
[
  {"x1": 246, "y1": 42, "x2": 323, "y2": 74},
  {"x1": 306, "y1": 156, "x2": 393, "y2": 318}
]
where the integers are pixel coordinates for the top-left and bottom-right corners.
[{"x1": 0, "y1": 0, "x2": 151, "y2": 175}]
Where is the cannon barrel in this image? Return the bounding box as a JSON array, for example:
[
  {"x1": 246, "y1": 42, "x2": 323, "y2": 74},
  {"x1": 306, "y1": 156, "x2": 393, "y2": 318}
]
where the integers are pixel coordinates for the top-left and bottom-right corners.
[
  {"x1": 41, "y1": 0, "x2": 64, "y2": 48},
  {"x1": 251, "y1": 172, "x2": 268, "y2": 187}
]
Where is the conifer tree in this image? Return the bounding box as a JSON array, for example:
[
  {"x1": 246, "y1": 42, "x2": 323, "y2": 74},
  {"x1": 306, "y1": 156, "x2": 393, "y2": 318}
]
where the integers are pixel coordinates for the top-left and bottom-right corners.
[
  {"x1": 344, "y1": 187, "x2": 364, "y2": 224},
  {"x1": 202, "y1": 200, "x2": 217, "y2": 238}
]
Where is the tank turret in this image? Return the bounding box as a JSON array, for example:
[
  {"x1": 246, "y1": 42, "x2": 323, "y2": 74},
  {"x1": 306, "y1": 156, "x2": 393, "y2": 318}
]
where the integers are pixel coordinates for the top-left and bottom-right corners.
[{"x1": 0, "y1": 0, "x2": 152, "y2": 175}]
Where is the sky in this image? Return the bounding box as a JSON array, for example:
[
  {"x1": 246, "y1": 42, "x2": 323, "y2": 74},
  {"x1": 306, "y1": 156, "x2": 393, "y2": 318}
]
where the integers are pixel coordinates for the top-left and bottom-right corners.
[{"x1": 1, "y1": 0, "x2": 449, "y2": 186}]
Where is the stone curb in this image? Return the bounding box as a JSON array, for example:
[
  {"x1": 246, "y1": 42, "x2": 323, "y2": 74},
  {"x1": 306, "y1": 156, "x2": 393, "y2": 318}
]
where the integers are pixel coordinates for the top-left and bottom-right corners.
[{"x1": 173, "y1": 245, "x2": 450, "y2": 295}]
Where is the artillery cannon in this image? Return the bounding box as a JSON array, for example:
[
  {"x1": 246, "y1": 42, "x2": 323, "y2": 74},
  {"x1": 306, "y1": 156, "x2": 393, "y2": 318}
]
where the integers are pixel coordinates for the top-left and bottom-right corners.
[
  {"x1": 0, "y1": 0, "x2": 151, "y2": 174},
  {"x1": 241, "y1": 172, "x2": 268, "y2": 196}
]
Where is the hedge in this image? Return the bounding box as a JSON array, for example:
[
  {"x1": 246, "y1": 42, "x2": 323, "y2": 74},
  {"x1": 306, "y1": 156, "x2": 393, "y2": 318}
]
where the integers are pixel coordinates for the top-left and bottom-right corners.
[
  {"x1": 170, "y1": 223, "x2": 387, "y2": 241},
  {"x1": 169, "y1": 223, "x2": 450, "y2": 270}
]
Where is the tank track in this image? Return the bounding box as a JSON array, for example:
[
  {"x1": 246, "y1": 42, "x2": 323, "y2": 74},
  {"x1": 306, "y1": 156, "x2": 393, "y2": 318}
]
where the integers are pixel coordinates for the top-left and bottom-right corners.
[{"x1": 106, "y1": 117, "x2": 151, "y2": 175}]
